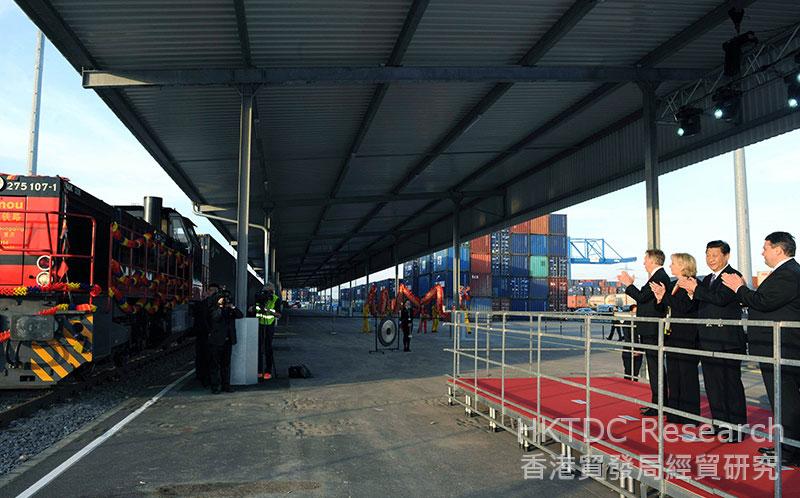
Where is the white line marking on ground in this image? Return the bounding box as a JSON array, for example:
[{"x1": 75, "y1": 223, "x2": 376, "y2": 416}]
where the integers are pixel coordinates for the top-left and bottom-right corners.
[{"x1": 16, "y1": 369, "x2": 195, "y2": 498}]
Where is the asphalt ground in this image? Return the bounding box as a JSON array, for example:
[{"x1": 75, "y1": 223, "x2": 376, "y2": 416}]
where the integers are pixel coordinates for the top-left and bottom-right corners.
[{"x1": 0, "y1": 311, "x2": 772, "y2": 497}]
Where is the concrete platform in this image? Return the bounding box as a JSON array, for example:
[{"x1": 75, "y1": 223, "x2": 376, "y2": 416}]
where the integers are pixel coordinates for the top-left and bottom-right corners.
[{"x1": 1, "y1": 314, "x2": 632, "y2": 497}]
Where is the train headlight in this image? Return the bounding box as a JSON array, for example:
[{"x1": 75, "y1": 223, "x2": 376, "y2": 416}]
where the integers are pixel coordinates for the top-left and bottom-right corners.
[
  {"x1": 36, "y1": 255, "x2": 51, "y2": 270},
  {"x1": 36, "y1": 272, "x2": 50, "y2": 287}
]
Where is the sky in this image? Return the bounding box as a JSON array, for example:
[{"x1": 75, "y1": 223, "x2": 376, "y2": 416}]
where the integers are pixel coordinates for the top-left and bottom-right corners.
[
  {"x1": 2, "y1": 2, "x2": 798, "y2": 297},
  {"x1": 0, "y1": 1, "x2": 233, "y2": 257}
]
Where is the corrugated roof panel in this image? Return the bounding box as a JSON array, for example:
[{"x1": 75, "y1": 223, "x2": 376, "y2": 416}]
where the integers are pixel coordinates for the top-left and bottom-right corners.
[
  {"x1": 336, "y1": 156, "x2": 414, "y2": 196},
  {"x1": 540, "y1": 0, "x2": 722, "y2": 65},
  {"x1": 358, "y1": 83, "x2": 494, "y2": 156},
  {"x1": 322, "y1": 203, "x2": 379, "y2": 229},
  {"x1": 455, "y1": 148, "x2": 551, "y2": 192},
  {"x1": 376, "y1": 199, "x2": 434, "y2": 220},
  {"x1": 277, "y1": 205, "x2": 326, "y2": 229},
  {"x1": 403, "y1": 0, "x2": 575, "y2": 65},
  {"x1": 258, "y1": 85, "x2": 375, "y2": 162},
  {"x1": 525, "y1": 83, "x2": 642, "y2": 151},
  {"x1": 246, "y1": 0, "x2": 411, "y2": 66},
  {"x1": 402, "y1": 200, "x2": 452, "y2": 230},
  {"x1": 52, "y1": 0, "x2": 242, "y2": 69},
  {"x1": 441, "y1": 83, "x2": 642, "y2": 191},
  {"x1": 176, "y1": 159, "x2": 238, "y2": 205},
  {"x1": 447, "y1": 82, "x2": 598, "y2": 154},
  {"x1": 403, "y1": 152, "x2": 498, "y2": 193},
  {"x1": 122, "y1": 86, "x2": 241, "y2": 160},
  {"x1": 266, "y1": 158, "x2": 341, "y2": 198}
]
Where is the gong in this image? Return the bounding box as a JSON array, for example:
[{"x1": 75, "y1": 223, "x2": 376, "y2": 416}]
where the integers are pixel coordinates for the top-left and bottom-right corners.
[{"x1": 378, "y1": 318, "x2": 398, "y2": 347}]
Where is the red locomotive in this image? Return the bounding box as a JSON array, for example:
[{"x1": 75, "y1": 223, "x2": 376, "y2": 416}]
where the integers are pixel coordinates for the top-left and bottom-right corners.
[{"x1": 0, "y1": 174, "x2": 219, "y2": 388}]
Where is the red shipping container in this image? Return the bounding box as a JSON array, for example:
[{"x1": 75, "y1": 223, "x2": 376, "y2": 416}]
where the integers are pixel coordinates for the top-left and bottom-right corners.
[
  {"x1": 470, "y1": 235, "x2": 490, "y2": 254},
  {"x1": 470, "y1": 253, "x2": 491, "y2": 274},
  {"x1": 530, "y1": 216, "x2": 549, "y2": 234},
  {"x1": 510, "y1": 221, "x2": 530, "y2": 233},
  {"x1": 470, "y1": 273, "x2": 492, "y2": 297},
  {"x1": 567, "y1": 295, "x2": 588, "y2": 309}
]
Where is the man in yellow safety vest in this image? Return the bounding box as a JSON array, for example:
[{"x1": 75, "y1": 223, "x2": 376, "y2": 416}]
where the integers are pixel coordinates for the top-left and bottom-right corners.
[{"x1": 255, "y1": 282, "x2": 282, "y2": 380}]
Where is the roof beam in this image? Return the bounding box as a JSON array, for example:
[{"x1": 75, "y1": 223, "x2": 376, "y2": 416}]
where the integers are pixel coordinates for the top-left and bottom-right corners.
[
  {"x1": 296, "y1": 0, "x2": 431, "y2": 276},
  {"x1": 279, "y1": 229, "x2": 414, "y2": 243},
  {"x1": 321, "y1": 0, "x2": 598, "y2": 279},
  {"x1": 232, "y1": 0, "x2": 253, "y2": 67},
  {"x1": 332, "y1": 0, "x2": 757, "y2": 279},
  {"x1": 451, "y1": 0, "x2": 758, "y2": 190},
  {"x1": 271, "y1": 189, "x2": 502, "y2": 207},
  {"x1": 82, "y1": 65, "x2": 708, "y2": 88}
]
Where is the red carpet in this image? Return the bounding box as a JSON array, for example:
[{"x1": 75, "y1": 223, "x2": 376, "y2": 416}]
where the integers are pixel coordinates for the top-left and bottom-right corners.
[{"x1": 450, "y1": 376, "x2": 800, "y2": 497}]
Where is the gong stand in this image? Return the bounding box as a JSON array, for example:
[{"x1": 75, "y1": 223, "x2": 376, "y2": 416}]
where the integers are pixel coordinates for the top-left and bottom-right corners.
[{"x1": 369, "y1": 315, "x2": 401, "y2": 354}]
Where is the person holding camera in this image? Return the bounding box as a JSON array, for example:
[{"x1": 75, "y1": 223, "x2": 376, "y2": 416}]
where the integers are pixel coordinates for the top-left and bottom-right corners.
[
  {"x1": 207, "y1": 291, "x2": 243, "y2": 394},
  {"x1": 194, "y1": 282, "x2": 220, "y2": 387}
]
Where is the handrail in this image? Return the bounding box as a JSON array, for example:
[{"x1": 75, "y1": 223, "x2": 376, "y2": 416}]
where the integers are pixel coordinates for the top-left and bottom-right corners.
[
  {"x1": 0, "y1": 210, "x2": 96, "y2": 288},
  {"x1": 450, "y1": 310, "x2": 796, "y2": 497}
]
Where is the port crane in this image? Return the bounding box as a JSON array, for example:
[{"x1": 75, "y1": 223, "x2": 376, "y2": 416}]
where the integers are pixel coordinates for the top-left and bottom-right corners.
[{"x1": 568, "y1": 238, "x2": 636, "y2": 265}]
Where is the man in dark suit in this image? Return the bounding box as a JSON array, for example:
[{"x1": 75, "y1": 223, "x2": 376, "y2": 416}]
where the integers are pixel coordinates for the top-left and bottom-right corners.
[
  {"x1": 618, "y1": 249, "x2": 671, "y2": 416},
  {"x1": 677, "y1": 241, "x2": 747, "y2": 440},
  {"x1": 722, "y1": 232, "x2": 800, "y2": 465},
  {"x1": 619, "y1": 304, "x2": 643, "y2": 381}
]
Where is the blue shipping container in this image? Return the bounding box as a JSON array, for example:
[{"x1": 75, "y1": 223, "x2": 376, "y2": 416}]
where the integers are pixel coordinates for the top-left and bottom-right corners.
[
  {"x1": 548, "y1": 235, "x2": 568, "y2": 257},
  {"x1": 418, "y1": 274, "x2": 431, "y2": 295},
  {"x1": 431, "y1": 271, "x2": 471, "y2": 290},
  {"x1": 403, "y1": 260, "x2": 419, "y2": 278},
  {"x1": 548, "y1": 256, "x2": 569, "y2": 277},
  {"x1": 471, "y1": 297, "x2": 492, "y2": 312},
  {"x1": 509, "y1": 277, "x2": 530, "y2": 299},
  {"x1": 530, "y1": 234, "x2": 548, "y2": 256},
  {"x1": 549, "y1": 214, "x2": 567, "y2": 235},
  {"x1": 529, "y1": 299, "x2": 548, "y2": 312},
  {"x1": 432, "y1": 249, "x2": 451, "y2": 273},
  {"x1": 490, "y1": 229, "x2": 510, "y2": 254},
  {"x1": 529, "y1": 278, "x2": 549, "y2": 299},
  {"x1": 460, "y1": 244, "x2": 470, "y2": 272},
  {"x1": 510, "y1": 233, "x2": 529, "y2": 254},
  {"x1": 491, "y1": 253, "x2": 510, "y2": 275},
  {"x1": 510, "y1": 299, "x2": 528, "y2": 312},
  {"x1": 510, "y1": 255, "x2": 529, "y2": 277},
  {"x1": 418, "y1": 255, "x2": 432, "y2": 274},
  {"x1": 492, "y1": 276, "x2": 510, "y2": 298}
]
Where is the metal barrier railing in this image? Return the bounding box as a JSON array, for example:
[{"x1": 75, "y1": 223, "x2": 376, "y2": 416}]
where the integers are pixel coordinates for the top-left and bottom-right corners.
[{"x1": 447, "y1": 311, "x2": 800, "y2": 498}]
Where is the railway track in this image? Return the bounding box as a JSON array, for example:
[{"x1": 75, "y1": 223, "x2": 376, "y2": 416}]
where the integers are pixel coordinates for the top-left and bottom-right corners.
[{"x1": 0, "y1": 340, "x2": 193, "y2": 429}]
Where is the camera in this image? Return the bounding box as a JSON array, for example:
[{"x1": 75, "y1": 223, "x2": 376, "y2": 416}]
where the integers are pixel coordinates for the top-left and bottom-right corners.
[{"x1": 216, "y1": 289, "x2": 232, "y2": 307}]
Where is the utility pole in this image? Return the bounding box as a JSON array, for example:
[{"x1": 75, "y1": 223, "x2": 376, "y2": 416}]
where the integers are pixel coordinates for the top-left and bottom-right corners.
[
  {"x1": 27, "y1": 31, "x2": 45, "y2": 175},
  {"x1": 734, "y1": 148, "x2": 753, "y2": 287}
]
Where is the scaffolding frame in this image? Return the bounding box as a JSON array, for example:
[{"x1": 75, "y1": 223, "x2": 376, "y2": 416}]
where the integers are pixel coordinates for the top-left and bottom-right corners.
[{"x1": 446, "y1": 311, "x2": 800, "y2": 498}]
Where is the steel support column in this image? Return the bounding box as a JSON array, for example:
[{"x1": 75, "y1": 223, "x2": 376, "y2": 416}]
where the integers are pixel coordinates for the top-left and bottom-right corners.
[
  {"x1": 640, "y1": 82, "x2": 661, "y2": 249},
  {"x1": 452, "y1": 201, "x2": 460, "y2": 312},
  {"x1": 393, "y1": 243, "x2": 400, "y2": 310},
  {"x1": 235, "y1": 87, "x2": 254, "y2": 309},
  {"x1": 349, "y1": 276, "x2": 354, "y2": 317},
  {"x1": 27, "y1": 31, "x2": 45, "y2": 176},
  {"x1": 734, "y1": 148, "x2": 753, "y2": 287},
  {"x1": 263, "y1": 215, "x2": 271, "y2": 283},
  {"x1": 270, "y1": 247, "x2": 276, "y2": 284}
]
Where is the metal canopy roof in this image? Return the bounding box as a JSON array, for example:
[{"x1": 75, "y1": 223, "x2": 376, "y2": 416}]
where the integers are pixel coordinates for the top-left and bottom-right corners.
[{"x1": 15, "y1": 0, "x2": 800, "y2": 288}]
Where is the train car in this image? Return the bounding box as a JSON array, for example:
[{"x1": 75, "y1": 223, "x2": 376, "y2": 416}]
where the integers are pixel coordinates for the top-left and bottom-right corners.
[
  {"x1": 0, "y1": 174, "x2": 203, "y2": 388},
  {"x1": 199, "y1": 234, "x2": 264, "y2": 310}
]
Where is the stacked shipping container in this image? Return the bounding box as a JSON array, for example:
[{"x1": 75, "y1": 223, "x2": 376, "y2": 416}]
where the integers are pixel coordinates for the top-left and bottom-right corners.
[{"x1": 338, "y1": 214, "x2": 569, "y2": 314}]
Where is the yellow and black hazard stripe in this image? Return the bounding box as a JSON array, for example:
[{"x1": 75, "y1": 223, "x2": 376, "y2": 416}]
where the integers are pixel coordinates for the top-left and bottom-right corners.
[
  {"x1": 62, "y1": 314, "x2": 93, "y2": 362},
  {"x1": 28, "y1": 313, "x2": 94, "y2": 383}
]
